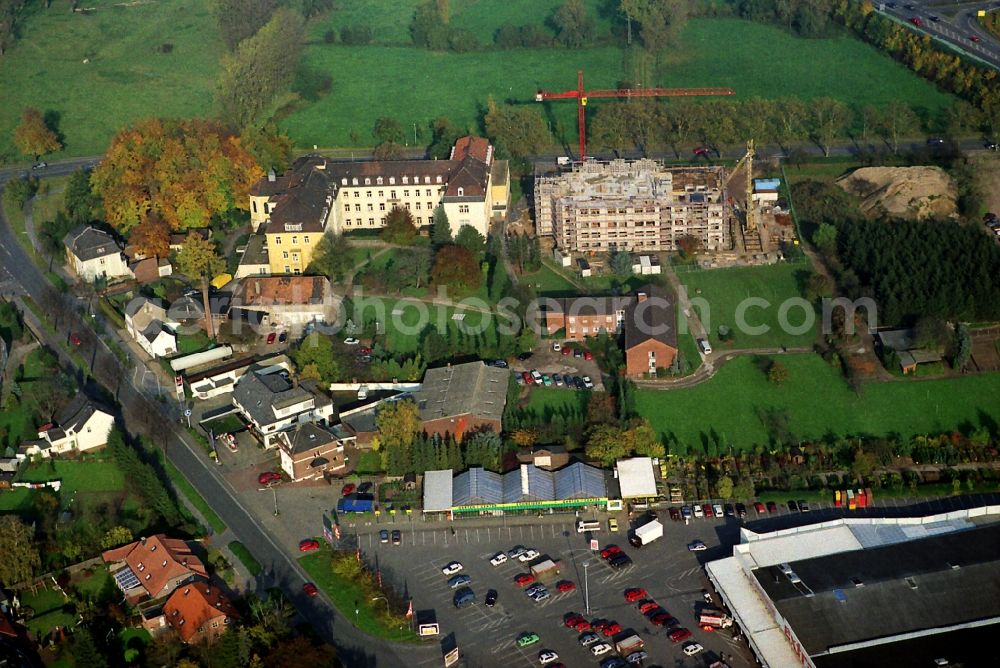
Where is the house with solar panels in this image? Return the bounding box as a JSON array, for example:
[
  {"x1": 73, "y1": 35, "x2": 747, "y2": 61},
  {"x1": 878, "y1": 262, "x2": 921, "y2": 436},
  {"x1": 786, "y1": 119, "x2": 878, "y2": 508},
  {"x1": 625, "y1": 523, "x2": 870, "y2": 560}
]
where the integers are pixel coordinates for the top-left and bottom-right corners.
[
  {"x1": 422, "y1": 462, "x2": 608, "y2": 517},
  {"x1": 102, "y1": 535, "x2": 208, "y2": 604}
]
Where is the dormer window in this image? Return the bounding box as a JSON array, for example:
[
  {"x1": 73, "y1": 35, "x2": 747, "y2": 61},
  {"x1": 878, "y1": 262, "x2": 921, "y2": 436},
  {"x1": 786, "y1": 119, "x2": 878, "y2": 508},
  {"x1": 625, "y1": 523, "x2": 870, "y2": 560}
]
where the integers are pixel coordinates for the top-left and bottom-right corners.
[
  {"x1": 144, "y1": 574, "x2": 151, "y2": 580},
  {"x1": 424, "y1": 176, "x2": 430, "y2": 184},
  {"x1": 183, "y1": 588, "x2": 190, "y2": 595},
  {"x1": 389, "y1": 177, "x2": 395, "y2": 185},
  {"x1": 178, "y1": 619, "x2": 185, "y2": 626},
  {"x1": 457, "y1": 187, "x2": 464, "y2": 196},
  {"x1": 172, "y1": 610, "x2": 179, "y2": 616},
  {"x1": 377, "y1": 177, "x2": 383, "y2": 185},
  {"x1": 161, "y1": 559, "x2": 168, "y2": 567},
  {"x1": 150, "y1": 545, "x2": 157, "y2": 552},
  {"x1": 364, "y1": 178, "x2": 371, "y2": 185},
  {"x1": 341, "y1": 178, "x2": 347, "y2": 185},
  {"x1": 436, "y1": 176, "x2": 442, "y2": 183},
  {"x1": 402, "y1": 176, "x2": 408, "y2": 184},
  {"x1": 138, "y1": 563, "x2": 145, "y2": 571}
]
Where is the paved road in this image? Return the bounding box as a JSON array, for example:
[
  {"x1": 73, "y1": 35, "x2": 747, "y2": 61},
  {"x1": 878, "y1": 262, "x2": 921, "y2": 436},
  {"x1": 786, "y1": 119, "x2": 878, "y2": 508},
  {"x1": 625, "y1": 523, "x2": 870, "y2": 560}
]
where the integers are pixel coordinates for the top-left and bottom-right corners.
[
  {"x1": 878, "y1": 1, "x2": 1000, "y2": 71},
  {"x1": 0, "y1": 173, "x2": 435, "y2": 667}
]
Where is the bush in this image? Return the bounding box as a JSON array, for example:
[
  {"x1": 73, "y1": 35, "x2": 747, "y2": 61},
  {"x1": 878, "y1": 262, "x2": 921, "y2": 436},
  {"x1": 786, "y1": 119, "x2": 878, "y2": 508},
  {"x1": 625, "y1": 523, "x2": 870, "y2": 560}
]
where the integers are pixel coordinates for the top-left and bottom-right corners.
[
  {"x1": 340, "y1": 24, "x2": 373, "y2": 45},
  {"x1": 159, "y1": 43, "x2": 174, "y2": 53},
  {"x1": 323, "y1": 29, "x2": 337, "y2": 44},
  {"x1": 4, "y1": 176, "x2": 38, "y2": 209}
]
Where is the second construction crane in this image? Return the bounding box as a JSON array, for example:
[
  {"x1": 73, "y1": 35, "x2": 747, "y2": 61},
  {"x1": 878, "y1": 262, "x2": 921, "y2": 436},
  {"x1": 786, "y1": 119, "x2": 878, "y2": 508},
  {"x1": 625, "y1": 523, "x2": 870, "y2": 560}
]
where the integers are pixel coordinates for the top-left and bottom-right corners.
[{"x1": 535, "y1": 69, "x2": 735, "y2": 160}]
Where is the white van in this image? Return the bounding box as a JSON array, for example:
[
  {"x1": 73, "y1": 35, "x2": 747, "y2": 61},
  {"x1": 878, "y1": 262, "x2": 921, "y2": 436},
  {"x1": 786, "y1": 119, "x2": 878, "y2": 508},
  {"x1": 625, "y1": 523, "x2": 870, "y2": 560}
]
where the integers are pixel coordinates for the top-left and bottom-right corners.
[{"x1": 698, "y1": 338, "x2": 713, "y2": 355}]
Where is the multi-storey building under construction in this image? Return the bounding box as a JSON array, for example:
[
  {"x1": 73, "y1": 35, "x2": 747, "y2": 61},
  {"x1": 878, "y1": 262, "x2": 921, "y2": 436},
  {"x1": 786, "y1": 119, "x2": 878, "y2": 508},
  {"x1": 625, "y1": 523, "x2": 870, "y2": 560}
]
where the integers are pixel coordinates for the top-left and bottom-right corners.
[{"x1": 535, "y1": 159, "x2": 729, "y2": 254}]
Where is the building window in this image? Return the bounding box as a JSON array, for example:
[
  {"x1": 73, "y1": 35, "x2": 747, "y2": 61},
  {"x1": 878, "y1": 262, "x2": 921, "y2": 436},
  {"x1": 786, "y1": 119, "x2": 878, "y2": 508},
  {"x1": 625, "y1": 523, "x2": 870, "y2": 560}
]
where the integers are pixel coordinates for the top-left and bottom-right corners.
[
  {"x1": 378, "y1": 190, "x2": 384, "y2": 197},
  {"x1": 291, "y1": 236, "x2": 297, "y2": 245},
  {"x1": 404, "y1": 202, "x2": 410, "y2": 210},
  {"x1": 355, "y1": 204, "x2": 361, "y2": 211},
  {"x1": 345, "y1": 220, "x2": 352, "y2": 227},
  {"x1": 379, "y1": 203, "x2": 385, "y2": 211},
  {"x1": 390, "y1": 190, "x2": 396, "y2": 199},
  {"x1": 367, "y1": 203, "x2": 373, "y2": 211},
  {"x1": 459, "y1": 205, "x2": 469, "y2": 213},
  {"x1": 366, "y1": 190, "x2": 372, "y2": 197},
  {"x1": 403, "y1": 190, "x2": 409, "y2": 197},
  {"x1": 282, "y1": 251, "x2": 288, "y2": 259},
  {"x1": 274, "y1": 237, "x2": 281, "y2": 244},
  {"x1": 364, "y1": 178, "x2": 371, "y2": 185},
  {"x1": 264, "y1": 203, "x2": 270, "y2": 214},
  {"x1": 303, "y1": 235, "x2": 309, "y2": 244},
  {"x1": 417, "y1": 217, "x2": 423, "y2": 224},
  {"x1": 284, "y1": 265, "x2": 290, "y2": 272},
  {"x1": 425, "y1": 189, "x2": 432, "y2": 197},
  {"x1": 369, "y1": 218, "x2": 374, "y2": 225},
  {"x1": 427, "y1": 202, "x2": 433, "y2": 210},
  {"x1": 415, "y1": 202, "x2": 421, "y2": 210},
  {"x1": 344, "y1": 203, "x2": 350, "y2": 211},
  {"x1": 252, "y1": 201, "x2": 257, "y2": 213}
]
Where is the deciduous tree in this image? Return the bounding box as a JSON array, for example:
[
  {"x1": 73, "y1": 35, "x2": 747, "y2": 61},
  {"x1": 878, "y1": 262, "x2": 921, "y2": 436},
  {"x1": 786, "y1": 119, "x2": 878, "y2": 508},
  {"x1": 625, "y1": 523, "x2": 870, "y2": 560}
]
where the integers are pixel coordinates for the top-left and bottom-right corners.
[
  {"x1": 0, "y1": 515, "x2": 40, "y2": 586},
  {"x1": 484, "y1": 98, "x2": 552, "y2": 159},
  {"x1": 431, "y1": 244, "x2": 482, "y2": 297},
  {"x1": 307, "y1": 231, "x2": 355, "y2": 282},
  {"x1": 92, "y1": 118, "x2": 261, "y2": 233},
  {"x1": 175, "y1": 233, "x2": 224, "y2": 339},
  {"x1": 585, "y1": 424, "x2": 630, "y2": 466},
  {"x1": 291, "y1": 333, "x2": 344, "y2": 384},
  {"x1": 381, "y1": 207, "x2": 419, "y2": 245},
  {"x1": 716, "y1": 474, "x2": 734, "y2": 499},
  {"x1": 213, "y1": 0, "x2": 278, "y2": 50},
  {"x1": 551, "y1": 0, "x2": 595, "y2": 48},
  {"x1": 13, "y1": 107, "x2": 61, "y2": 159},
  {"x1": 100, "y1": 525, "x2": 134, "y2": 550},
  {"x1": 453, "y1": 224, "x2": 486, "y2": 262},
  {"x1": 808, "y1": 97, "x2": 849, "y2": 157},
  {"x1": 767, "y1": 360, "x2": 788, "y2": 385},
  {"x1": 129, "y1": 213, "x2": 171, "y2": 259}
]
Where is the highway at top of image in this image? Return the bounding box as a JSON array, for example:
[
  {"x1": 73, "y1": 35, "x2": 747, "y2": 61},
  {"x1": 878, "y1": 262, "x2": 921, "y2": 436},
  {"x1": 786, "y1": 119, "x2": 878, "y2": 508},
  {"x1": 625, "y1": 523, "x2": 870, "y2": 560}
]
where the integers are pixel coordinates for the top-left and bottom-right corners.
[{"x1": 878, "y1": 0, "x2": 1000, "y2": 70}]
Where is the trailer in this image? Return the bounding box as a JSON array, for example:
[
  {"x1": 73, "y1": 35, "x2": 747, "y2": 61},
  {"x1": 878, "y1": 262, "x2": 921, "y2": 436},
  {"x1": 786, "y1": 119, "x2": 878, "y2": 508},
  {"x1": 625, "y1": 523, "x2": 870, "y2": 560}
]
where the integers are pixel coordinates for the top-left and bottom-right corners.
[
  {"x1": 847, "y1": 489, "x2": 856, "y2": 510},
  {"x1": 337, "y1": 494, "x2": 375, "y2": 513},
  {"x1": 614, "y1": 633, "x2": 644, "y2": 655},
  {"x1": 630, "y1": 519, "x2": 663, "y2": 547},
  {"x1": 529, "y1": 559, "x2": 561, "y2": 580}
]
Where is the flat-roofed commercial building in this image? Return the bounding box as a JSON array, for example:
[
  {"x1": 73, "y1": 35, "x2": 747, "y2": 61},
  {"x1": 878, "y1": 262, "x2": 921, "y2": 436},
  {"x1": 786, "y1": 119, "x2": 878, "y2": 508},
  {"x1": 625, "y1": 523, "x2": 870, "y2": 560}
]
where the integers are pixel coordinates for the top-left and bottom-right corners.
[
  {"x1": 535, "y1": 159, "x2": 728, "y2": 253},
  {"x1": 705, "y1": 507, "x2": 1000, "y2": 668}
]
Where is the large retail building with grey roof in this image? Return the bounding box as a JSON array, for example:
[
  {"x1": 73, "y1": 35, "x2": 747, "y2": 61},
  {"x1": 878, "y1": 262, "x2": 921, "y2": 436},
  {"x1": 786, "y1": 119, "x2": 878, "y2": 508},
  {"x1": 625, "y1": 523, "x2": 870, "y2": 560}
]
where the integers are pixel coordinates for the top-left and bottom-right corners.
[{"x1": 705, "y1": 506, "x2": 1000, "y2": 668}]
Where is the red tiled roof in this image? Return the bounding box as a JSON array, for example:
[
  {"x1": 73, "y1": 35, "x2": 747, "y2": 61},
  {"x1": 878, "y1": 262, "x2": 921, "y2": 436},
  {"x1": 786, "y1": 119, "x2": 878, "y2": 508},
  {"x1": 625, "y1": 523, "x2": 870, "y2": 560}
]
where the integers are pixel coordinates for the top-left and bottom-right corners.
[
  {"x1": 102, "y1": 535, "x2": 207, "y2": 599},
  {"x1": 237, "y1": 276, "x2": 326, "y2": 306},
  {"x1": 450, "y1": 136, "x2": 491, "y2": 163},
  {"x1": 163, "y1": 582, "x2": 237, "y2": 643}
]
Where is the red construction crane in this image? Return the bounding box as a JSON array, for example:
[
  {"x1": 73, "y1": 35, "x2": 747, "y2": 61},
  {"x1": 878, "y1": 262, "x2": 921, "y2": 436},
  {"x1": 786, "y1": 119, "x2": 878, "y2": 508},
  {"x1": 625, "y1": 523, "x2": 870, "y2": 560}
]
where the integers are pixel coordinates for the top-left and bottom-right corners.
[{"x1": 535, "y1": 69, "x2": 736, "y2": 160}]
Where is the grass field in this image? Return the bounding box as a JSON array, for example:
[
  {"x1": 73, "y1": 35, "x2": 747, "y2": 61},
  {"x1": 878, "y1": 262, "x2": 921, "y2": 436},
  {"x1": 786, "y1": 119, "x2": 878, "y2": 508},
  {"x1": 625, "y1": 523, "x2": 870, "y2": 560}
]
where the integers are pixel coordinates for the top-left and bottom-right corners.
[
  {"x1": 18, "y1": 460, "x2": 125, "y2": 492},
  {"x1": 299, "y1": 547, "x2": 416, "y2": 642},
  {"x1": 677, "y1": 261, "x2": 817, "y2": 349},
  {"x1": 20, "y1": 585, "x2": 75, "y2": 637},
  {"x1": 354, "y1": 296, "x2": 494, "y2": 354},
  {"x1": 0, "y1": 2, "x2": 955, "y2": 161},
  {"x1": 228, "y1": 541, "x2": 263, "y2": 577},
  {"x1": 0, "y1": 0, "x2": 221, "y2": 161},
  {"x1": 528, "y1": 354, "x2": 1000, "y2": 450}
]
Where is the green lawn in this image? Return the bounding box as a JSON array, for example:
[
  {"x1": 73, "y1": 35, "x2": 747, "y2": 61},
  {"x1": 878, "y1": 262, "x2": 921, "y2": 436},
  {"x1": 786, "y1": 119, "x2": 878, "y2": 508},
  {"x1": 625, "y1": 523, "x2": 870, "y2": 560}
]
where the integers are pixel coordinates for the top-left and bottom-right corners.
[
  {"x1": 0, "y1": 0, "x2": 222, "y2": 162},
  {"x1": 18, "y1": 460, "x2": 125, "y2": 492},
  {"x1": 228, "y1": 541, "x2": 263, "y2": 577},
  {"x1": 31, "y1": 176, "x2": 69, "y2": 227},
  {"x1": 0, "y1": 489, "x2": 32, "y2": 512},
  {"x1": 677, "y1": 262, "x2": 817, "y2": 349},
  {"x1": 177, "y1": 331, "x2": 211, "y2": 355},
  {"x1": 354, "y1": 296, "x2": 493, "y2": 354},
  {"x1": 521, "y1": 262, "x2": 580, "y2": 296},
  {"x1": 19, "y1": 585, "x2": 75, "y2": 637},
  {"x1": 299, "y1": 547, "x2": 416, "y2": 642},
  {"x1": 73, "y1": 568, "x2": 111, "y2": 599},
  {"x1": 528, "y1": 354, "x2": 1000, "y2": 451}
]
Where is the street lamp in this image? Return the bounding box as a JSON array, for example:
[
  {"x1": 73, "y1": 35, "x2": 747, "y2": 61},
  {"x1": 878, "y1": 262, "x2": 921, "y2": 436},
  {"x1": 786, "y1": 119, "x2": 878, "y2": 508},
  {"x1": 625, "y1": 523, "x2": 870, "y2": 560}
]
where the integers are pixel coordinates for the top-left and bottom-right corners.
[
  {"x1": 583, "y1": 561, "x2": 591, "y2": 614},
  {"x1": 372, "y1": 596, "x2": 389, "y2": 613}
]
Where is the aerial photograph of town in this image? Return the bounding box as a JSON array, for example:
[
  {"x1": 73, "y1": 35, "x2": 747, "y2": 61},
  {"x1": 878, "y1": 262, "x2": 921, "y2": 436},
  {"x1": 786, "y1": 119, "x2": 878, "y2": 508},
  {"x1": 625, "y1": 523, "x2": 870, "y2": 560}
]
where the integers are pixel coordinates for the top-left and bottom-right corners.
[{"x1": 1, "y1": 0, "x2": 1000, "y2": 667}]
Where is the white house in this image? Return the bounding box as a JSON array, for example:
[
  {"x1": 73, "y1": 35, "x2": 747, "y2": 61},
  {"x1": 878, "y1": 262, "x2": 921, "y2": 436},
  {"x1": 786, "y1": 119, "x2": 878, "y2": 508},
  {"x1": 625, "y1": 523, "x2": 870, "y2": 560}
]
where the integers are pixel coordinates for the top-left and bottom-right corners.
[
  {"x1": 231, "y1": 369, "x2": 334, "y2": 448},
  {"x1": 125, "y1": 298, "x2": 179, "y2": 358},
  {"x1": 64, "y1": 226, "x2": 133, "y2": 282},
  {"x1": 22, "y1": 395, "x2": 115, "y2": 458}
]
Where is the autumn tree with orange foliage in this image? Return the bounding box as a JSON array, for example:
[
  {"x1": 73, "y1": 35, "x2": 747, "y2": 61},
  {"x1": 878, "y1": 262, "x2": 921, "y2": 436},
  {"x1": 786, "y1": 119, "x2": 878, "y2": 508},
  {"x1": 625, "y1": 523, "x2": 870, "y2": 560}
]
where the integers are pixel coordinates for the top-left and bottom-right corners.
[
  {"x1": 13, "y1": 107, "x2": 61, "y2": 160},
  {"x1": 91, "y1": 118, "x2": 262, "y2": 235},
  {"x1": 129, "y1": 213, "x2": 171, "y2": 260},
  {"x1": 430, "y1": 244, "x2": 482, "y2": 298}
]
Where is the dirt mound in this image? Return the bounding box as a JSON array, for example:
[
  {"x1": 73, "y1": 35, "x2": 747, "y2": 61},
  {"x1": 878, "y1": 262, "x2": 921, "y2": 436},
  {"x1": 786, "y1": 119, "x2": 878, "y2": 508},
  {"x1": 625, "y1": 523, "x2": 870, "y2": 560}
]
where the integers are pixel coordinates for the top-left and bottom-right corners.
[{"x1": 836, "y1": 166, "x2": 957, "y2": 220}]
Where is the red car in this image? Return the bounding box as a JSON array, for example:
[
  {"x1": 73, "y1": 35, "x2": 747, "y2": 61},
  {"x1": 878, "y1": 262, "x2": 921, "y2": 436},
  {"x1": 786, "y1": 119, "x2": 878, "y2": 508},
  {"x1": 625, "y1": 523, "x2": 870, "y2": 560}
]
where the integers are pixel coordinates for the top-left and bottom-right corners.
[
  {"x1": 573, "y1": 619, "x2": 591, "y2": 632},
  {"x1": 303, "y1": 582, "x2": 318, "y2": 597},
  {"x1": 561, "y1": 346, "x2": 572, "y2": 356},
  {"x1": 583, "y1": 351, "x2": 593, "y2": 361},
  {"x1": 522, "y1": 371, "x2": 534, "y2": 385},
  {"x1": 590, "y1": 619, "x2": 609, "y2": 632},
  {"x1": 69, "y1": 333, "x2": 83, "y2": 347},
  {"x1": 638, "y1": 601, "x2": 660, "y2": 615},
  {"x1": 624, "y1": 588, "x2": 647, "y2": 603},
  {"x1": 258, "y1": 471, "x2": 281, "y2": 486},
  {"x1": 702, "y1": 504, "x2": 714, "y2": 518},
  {"x1": 693, "y1": 146, "x2": 711, "y2": 157},
  {"x1": 299, "y1": 539, "x2": 320, "y2": 552},
  {"x1": 668, "y1": 628, "x2": 692, "y2": 643},
  {"x1": 910, "y1": 16, "x2": 923, "y2": 27},
  {"x1": 668, "y1": 507, "x2": 680, "y2": 521},
  {"x1": 359, "y1": 346, "x2": 372, "y2": 355},
  {"x1": 266, "y1": 332, "x2": 276, "y2": 344},
  {"x1": 564, "y1": 613, "x2": 586, "y2": 628},
  {"x1": 651, "y1": 613, "x2": 678, "y2": 627},
  {"x1": 754, "y1": 501, "x2": 766, "y2": 513},
  {"x1": 971, "y1": 35, "x2": 981, "y2": 43},
  {"x1": 557, "y1": 580, "x2": 576, "y2": 592},
  {"x1": 601, "y1": 622, "x2": 622, "y2": 637},
  {"x1": 341, "y1": 483, "x2": 356, "y2": 496},
  {"x1": 600, "y1": 545, "x2": 622, "y2": 559},
  {"x1": 766, "y1": 501, "x2": 778, "y2": 513},
  {"x1": 515, "y1": 573, "x2": 535, "y2": 587}
]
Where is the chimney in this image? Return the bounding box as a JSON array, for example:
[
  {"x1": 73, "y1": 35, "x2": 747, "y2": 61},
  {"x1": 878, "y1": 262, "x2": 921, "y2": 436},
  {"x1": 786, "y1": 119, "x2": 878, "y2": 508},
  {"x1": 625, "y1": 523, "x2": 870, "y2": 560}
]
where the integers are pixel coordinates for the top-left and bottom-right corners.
[
  {"x1": 267, "y1": 168, "x2": 276, "y2": 182},
  {"x1": 637, "y1": 292, "x2": 648, "y2": 303},
  {"x1": 255, "y1": 281, "x2": 261, "y2": 296}
]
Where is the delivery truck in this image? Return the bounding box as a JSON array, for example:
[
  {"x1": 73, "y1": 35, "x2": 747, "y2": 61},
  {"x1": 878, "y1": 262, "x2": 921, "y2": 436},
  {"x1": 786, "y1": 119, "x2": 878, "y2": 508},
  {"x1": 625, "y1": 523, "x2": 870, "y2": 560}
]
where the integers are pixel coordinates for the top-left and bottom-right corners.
[
  {"x1": 699, "y1": 609, "x2": 734, "y2": 629},
  {"x1": 628, "y1": 519, "x2": 664, "y2": 548},
  {"x1": 614, "y1": 633, "x2": 645, "y2": 655},
  {"x1": 529, "y1": 559, "x2": 561, "y2": 580}
]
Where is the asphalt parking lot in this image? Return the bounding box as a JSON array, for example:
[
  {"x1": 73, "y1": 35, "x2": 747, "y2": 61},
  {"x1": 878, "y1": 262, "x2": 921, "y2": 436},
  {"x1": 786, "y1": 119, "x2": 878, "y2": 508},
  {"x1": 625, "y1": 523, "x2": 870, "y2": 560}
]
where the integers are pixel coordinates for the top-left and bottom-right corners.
[
  {"x1": 512, "y1": 343, "x2": 606, "y2": 391},
  {"x1": 358, "y1": 516, "x2": 752, "y2": 668}
]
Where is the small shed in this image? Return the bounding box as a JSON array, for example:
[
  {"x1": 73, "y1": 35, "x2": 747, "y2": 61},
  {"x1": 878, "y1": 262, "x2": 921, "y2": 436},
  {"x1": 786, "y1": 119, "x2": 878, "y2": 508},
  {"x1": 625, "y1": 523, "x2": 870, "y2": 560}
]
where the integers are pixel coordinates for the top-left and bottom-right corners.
[
  {"x1": 576, "y1": 257, "x2": 591, "y2": 278},
  {"x1": 615, "y1": 457, "x2": 657, "y2": 500}
]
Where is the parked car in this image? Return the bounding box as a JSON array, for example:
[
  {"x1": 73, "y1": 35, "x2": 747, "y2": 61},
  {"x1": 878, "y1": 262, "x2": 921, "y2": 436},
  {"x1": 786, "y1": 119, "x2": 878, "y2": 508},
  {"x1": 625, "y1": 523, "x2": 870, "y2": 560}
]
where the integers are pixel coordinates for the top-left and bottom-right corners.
[
  {"x1": 379, "y1": 529, "x2": 389, "y2": 543},
  {"x1": 448, "y1": 574, "x2": 472, "y2": 589},
  {"x1": 557, "y1": 580, "x2": 576, "y2": 592},
  {"x1": 590, "y1": 642, "x2": 613, "y2": 656},
  {"x1": 485, "y1": 589, "x2": 498, "y2": 607},
  {"x1": 583, "y1": 350, "x2": 594, "y2": 360},
  {"x1": 574, "y1": 348, "x2": 583, "y2": 358},
  {"x1": 651, "y1": 612, "x2": 678, "y2": 627},
  {"x1": 561, "y1": 346, "x2": 572, "y2": 356},
  {"x1": 530, "y1": 370, "x2": 543, "y2": 383},
  {"x1": 258, "y1": 471, "x2": 282, "y2": 486},
  {"x1": 552, "y1": 342, "x2": 562, "y2": 352},
  {"x1": 69, "y1": 333, "x2": 83, "y2": 346},
  {"x1": 522, "y1": 371, "x2": 534, "y2": 385},
  {"x1": 703, "y1": 504, "x2": 714, "y2": 518},
  {"x1": 638, "y1": 601, "x2": 660, "y2": 615},
  {"x1": 490, "y1": 552, "x2": 508, "y2": 566},
  {"x1": 624, "y1": 588, "x2": 647, "y2": 603},
  {"x1": 441, "y1": 561, "x2": 463, "y2": 575},
  {"x1": 515, "y1": 573, "x2": 536, "y2": 587},
  {"x1": 538, "y1": 650, "x2": 559, "y2": 665},
  {"x1": 517, "y1": 632, "x2": 540, "y2": 647},
  {"x1": 735, "y1": 503, "x2": 748, "y2": 518},
  {"x1": 518, "y1": 549, "x2": 540, "y2": 562},
  {"x1": 767, "y1": 501, "x2": 778, "y2": 513},
  {"x1": 552, "y1": 373, "x2": 564, "y2": 386},
  {"x1": 985, "y1": 140, "x2": 999, "y2": 151},
  {"x1": 668, "y1": 628, "x2": 693, "y2": 643},
  {"x1": 492, "y1": 359, "x2": 508, "y2": 368},
  {"x1": 302, "y1": 582, "x2": 318, "y2": 597},
  {"x1": 601, "y1": 621, "x2": 622, "y2": 636},
  {"x1": 600, "y1": 659, "x2": 626, "y2": 668},
  {"x1": 391, "y1": 530, "x2": 401, "y2": 545},
  {"x1": 787, "y1": 500, "x2": 799, "y2": 512},
  {"x1": 600, "y1": 545, "x2": 622, "y2": 559},
  {"x1": 683, "y1": 642, "x2": 705, "y2": 656},
  {"x1": 693, "y1": 505, "x2": 704, "y2": 518},
  {"x1": 564, "y1": 613, "x2": 586, "y2": 628},
  {"x1": 518, "y1": 352, "x2": 533, "y2": 361},
  {"x1": 625, "y1": 650, "x2": 648, "y2": 664},
  {"x1": 266, "y1": 332, "x2": 277, "y2": 344},
  {"x1": 688, "y1": 540, "x2": 708, "y2": 552},
  {"x1": 578, "y1": 632, "x2": 601, "y2": 646},
  {"x1": 529, "y1": 589, "x2": 550, "y2": 602},
  {"x1": 724, "y1": 503, "x2": 735, "y2": 517},
  {"x1": 525, "y1": 583, "x2": 546, "y2": 596},
  {"x1": 542, "y1": 374, "x2": 552, "y2": 386},
  {"x1": 608, "y1": 517, "x2": 618, "y2": 532},
  {"x1": 515, "y1": 374, "x2": 526, "y2": 386},
  {"x1": 582, "y1": 376, "x2": 594, "y2": 389},
  {"x1": 298, "y1": 539, "x2": 320, "y2": 552},
  {"x1": 693, "y1": 147, "x2": 711, "y2": 157},
  {"x1": 357, "y1": 482, "x2": 373, "y2": 494},
  {"x1": 343, "y1": 337, "x2": 360, "y2": 345},
  {"x1": 798, "y1": 500, "x2": 810, "y2": 512},
  {"x1": 507, "y1": 545, "x2": 528, "y2": 558},
  {"x1": 971, "y1": 34, "x2": 981, "y2": 43},
  {"x1": 341, "y1": 483, "x2": 356, "y2": 496},
  {"x1": 681, "y1": 506, "x2": 692, "y2": 519},
  {"x1": 754, "y1": 501, "x2": 766, "y2": 513},
  {"x1": 668, "y1": 507, "x2": 680, "y2": 521},
  {"x1": 713, "y1": 503, "x2": 724, "y2": 517},
  {"x1": 453, "y1": 587, "x2": 475, "y2": 608}
]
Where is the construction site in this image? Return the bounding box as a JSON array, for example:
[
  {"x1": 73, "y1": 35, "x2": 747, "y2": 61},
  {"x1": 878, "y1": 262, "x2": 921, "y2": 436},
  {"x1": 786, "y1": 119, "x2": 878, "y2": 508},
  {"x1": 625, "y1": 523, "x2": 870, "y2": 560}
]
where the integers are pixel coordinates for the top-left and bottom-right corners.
[
  {"x1": 529, "y1": 71, "x2": 797, "y2": 270},
  {"x1": 533, "y1": 141, "x2": 797, "y2": 267}
]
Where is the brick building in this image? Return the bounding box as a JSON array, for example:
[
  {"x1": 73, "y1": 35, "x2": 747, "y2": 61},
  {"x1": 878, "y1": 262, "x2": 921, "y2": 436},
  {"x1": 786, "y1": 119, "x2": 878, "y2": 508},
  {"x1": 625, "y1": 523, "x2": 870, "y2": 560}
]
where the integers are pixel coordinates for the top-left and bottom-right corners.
[
  {"x1": 163, "y1": 582, "x2": 237, "y2": 644},
  {"x1": 412, "y1": 361, "x2": 508, "y2": 439},
  {"x1": 535, "y1": 159, "x2": 728, "y2": 253},
  {"x1": 277, "y1": 422, "x2": 350, "y2": 482}
]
